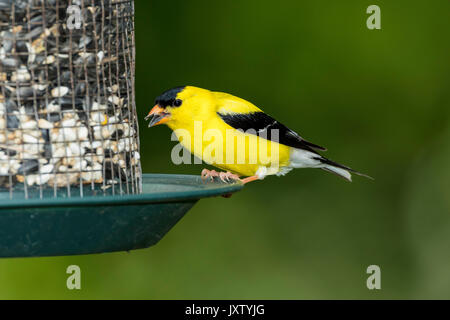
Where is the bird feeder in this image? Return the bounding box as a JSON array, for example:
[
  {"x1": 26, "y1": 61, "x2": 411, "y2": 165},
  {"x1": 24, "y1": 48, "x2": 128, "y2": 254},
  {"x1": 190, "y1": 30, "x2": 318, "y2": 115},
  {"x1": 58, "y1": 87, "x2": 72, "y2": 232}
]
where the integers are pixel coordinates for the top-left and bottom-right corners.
[
  {"x1": 0, "y1": 0, "x2": 241, "y2": 258},
  {"x1": 0, "y1": 0, "x2": 141, "y2": 196}
]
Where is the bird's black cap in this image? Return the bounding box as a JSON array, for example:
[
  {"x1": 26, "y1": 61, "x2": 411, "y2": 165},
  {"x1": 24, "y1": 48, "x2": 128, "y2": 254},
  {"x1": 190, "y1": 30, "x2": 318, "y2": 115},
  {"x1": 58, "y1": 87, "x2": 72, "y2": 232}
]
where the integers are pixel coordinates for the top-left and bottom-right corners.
[{"x1": 155, "y1": 86, "x2": 185, "y2": 108}]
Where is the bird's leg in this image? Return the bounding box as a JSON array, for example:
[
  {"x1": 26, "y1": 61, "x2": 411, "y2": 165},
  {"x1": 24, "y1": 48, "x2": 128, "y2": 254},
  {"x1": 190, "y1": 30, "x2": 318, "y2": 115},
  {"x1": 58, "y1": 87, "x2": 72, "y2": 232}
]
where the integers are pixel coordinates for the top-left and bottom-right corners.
[
  {"x1": 201, "y1": 169, "x2": 260, "y2": 185},
  {"x1": 201, "y1": 169, "x2": 240, "y2": 183},
  {"x1": 240, "y1": 175, "x2": 260, "y2": 184}
]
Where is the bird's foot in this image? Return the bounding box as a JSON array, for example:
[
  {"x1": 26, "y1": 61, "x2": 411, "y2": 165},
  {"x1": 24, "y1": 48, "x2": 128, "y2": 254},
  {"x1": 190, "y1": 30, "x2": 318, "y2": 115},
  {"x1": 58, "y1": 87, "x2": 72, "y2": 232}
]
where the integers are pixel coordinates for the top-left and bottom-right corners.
[
  {"x1": 201, "y1": 169, "x2": 240, "y2": 183},
  {"x1": 201, "y1": 169, "x2": 260, "y2": 185},
  {"x1": 219, "y1": 171, "x2": 240, "y2": 183},
  {"x1": 201, "y1": 169, "x2": 218, "y2": 182}
]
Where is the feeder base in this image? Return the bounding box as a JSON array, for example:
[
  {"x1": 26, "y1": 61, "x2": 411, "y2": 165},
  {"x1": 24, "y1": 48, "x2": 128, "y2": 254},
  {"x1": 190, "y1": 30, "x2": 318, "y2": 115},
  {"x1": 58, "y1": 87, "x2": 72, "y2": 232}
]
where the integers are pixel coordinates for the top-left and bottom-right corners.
[{"x1": 0, "y1": 174, "x2": 243, "y2": 258}]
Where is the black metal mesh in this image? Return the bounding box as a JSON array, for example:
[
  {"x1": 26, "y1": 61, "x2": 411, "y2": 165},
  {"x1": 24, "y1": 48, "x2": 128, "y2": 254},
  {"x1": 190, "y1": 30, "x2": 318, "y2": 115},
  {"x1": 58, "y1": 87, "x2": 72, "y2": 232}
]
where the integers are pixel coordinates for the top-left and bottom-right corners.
[{"x1": 0, "y1": 0, "x2": 141, "y2": 198}]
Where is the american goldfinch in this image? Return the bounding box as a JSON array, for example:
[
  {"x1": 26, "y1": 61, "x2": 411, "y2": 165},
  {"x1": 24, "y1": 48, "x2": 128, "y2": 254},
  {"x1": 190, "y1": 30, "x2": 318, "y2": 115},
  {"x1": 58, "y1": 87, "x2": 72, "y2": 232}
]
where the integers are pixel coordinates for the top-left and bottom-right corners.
[{"x1": 146, "y1": 86, "x2": 370, "y2": 184}]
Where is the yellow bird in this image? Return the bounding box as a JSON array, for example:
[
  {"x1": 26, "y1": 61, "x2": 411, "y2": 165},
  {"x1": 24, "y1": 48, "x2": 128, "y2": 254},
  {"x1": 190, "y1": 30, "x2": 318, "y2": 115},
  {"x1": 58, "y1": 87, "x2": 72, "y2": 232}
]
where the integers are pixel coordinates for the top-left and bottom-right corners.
[{"x1": 145, "y1": 86, "x2": 370, "y2": 184}]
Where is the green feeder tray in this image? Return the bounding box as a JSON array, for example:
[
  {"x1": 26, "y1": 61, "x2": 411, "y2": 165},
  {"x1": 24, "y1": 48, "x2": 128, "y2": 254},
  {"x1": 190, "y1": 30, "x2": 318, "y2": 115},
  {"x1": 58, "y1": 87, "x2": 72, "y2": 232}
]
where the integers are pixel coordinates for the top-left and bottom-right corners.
[{"x1": 0, "y1": 174, "x2": 243, "y2": 258}]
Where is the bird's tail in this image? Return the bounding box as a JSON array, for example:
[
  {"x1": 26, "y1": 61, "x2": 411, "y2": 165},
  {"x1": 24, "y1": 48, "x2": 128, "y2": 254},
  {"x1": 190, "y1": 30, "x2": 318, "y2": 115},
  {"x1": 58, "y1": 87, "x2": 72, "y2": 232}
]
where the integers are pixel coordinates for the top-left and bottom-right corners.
[{"x1": 316, "y1": 157, "x2": 373, "y2": 182}]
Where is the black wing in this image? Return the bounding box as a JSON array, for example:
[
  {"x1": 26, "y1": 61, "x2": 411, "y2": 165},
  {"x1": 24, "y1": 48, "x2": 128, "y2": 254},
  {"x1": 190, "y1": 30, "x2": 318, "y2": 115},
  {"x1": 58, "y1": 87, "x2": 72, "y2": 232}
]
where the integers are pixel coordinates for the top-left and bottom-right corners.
[{"x1": 218, "y1": 111, "x2": 326, "y2": 153}]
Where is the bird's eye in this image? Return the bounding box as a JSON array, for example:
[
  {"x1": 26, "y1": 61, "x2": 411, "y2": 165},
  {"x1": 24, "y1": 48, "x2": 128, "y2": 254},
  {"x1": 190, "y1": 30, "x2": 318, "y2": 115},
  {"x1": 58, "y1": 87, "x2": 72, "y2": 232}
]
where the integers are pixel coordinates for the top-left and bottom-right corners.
[{"x1": 173, "y1": 99, "x2": 182, "y2": 107}]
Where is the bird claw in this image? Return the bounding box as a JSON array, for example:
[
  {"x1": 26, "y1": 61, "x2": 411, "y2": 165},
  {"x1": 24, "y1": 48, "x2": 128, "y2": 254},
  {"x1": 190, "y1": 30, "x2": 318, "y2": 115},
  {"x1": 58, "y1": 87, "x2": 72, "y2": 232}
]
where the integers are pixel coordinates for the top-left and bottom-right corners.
[
  {"x1": 201, "y1": 169, "x2": 239, "y2": 184},
  {"x1": 219, "y1": 171, "x2": 240, "y2": 183},
  {"x1": 201, "y1": 169, "x2": 217, "y2": 183}
]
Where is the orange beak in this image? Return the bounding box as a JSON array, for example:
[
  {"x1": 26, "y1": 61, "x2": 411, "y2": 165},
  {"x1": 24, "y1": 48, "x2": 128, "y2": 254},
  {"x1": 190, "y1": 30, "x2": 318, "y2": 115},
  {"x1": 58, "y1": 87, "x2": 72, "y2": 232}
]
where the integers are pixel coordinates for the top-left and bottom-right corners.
[{"x1": 145, "y1": 105, "x2": 170, "y2": 127}]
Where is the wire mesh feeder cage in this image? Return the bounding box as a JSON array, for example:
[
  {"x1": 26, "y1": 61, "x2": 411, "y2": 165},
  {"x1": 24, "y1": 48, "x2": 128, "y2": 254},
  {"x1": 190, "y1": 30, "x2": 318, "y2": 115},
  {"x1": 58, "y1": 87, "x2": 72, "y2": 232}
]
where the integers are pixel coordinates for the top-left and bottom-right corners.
[
  {"x1": 0, "y1": 0, "x2": 141, "y2": 199},
  {"x1": 0, "y1": 0, "x2": 243, "y2": 258}
]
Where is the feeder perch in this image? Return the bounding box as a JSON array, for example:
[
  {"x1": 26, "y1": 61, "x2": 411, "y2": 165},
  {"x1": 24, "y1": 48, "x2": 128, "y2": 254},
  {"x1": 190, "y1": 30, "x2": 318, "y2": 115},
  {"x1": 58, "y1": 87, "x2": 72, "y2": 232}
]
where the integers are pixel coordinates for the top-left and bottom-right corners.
[{"x1": 0, "y1": 0, "x2": 242, "y2": 258}]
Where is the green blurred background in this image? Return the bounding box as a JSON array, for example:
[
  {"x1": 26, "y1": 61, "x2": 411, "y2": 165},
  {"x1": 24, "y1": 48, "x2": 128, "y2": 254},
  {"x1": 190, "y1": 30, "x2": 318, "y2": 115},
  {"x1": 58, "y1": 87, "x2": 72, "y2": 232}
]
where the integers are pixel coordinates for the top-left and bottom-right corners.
[{"x1": 0, "y1": 0, "x2": 449, "y2": 299}]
